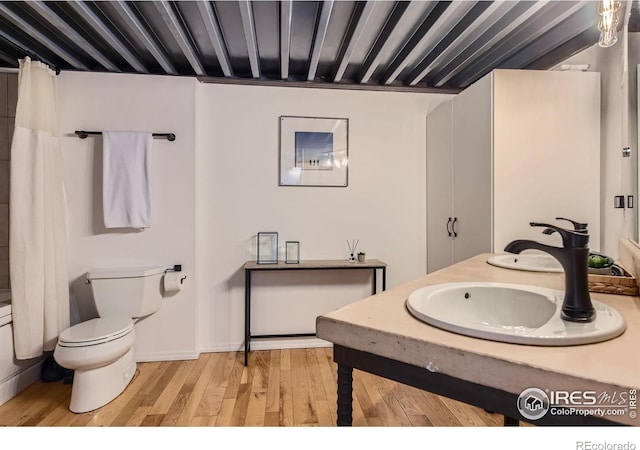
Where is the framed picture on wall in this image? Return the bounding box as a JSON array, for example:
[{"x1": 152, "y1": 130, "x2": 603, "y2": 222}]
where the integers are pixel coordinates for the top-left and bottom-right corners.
[{"x1": 279, "y1": 116, "x2": 349, "y2": 187}]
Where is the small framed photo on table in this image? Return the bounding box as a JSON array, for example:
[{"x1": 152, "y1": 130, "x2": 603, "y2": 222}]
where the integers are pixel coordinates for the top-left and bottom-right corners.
[
  {"x1": 279, "y1": 116, "x2": 349, "y2": 187},
  {"x1": 285, "y1": 241, "x2": 300, "y2": 264},
  {"x1": 257, "y1": 232, "x2": 278, "y2": 264}
]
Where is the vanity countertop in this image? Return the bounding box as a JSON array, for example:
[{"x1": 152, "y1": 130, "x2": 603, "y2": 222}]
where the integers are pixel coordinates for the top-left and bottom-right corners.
[{"x1": 316, "y1": 253, "x2": 640, "y2": 426}]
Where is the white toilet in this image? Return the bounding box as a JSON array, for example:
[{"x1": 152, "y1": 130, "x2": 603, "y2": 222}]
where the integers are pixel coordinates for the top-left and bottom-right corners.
[{"x1": 54, "y1": 266, "x2": 165, "y2": 413}]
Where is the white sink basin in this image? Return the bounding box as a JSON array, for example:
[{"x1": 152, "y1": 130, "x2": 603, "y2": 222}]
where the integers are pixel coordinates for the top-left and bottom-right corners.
[
  {"x1": 406, "y1": 282, "x2": 625, "y2": 346},
  {"x1": 487, "y1": 253, "x2": 563, "y2": 273}
]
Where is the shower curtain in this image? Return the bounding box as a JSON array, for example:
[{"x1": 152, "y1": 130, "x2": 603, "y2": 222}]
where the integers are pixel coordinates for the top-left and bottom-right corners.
[{"x1": 9, "y1": 57, "x2": 69, "y2": 359}]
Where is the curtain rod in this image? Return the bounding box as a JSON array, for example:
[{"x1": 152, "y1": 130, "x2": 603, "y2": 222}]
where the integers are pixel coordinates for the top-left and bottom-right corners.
[{"x1": 74, "y1": 131, "x2": 176, "y2": 141}]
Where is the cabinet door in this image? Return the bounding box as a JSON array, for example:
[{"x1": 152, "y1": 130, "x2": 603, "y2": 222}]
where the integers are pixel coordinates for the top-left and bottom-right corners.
[
  {"x1": 451, "y1": 73, "x2": 493, "y2": 263},
  {"x1": 427, "y1": 101, "x2": 454, "y2": 273},
  {"x1": 492, "y1": 69, "x2": 601, "y2": 251}
]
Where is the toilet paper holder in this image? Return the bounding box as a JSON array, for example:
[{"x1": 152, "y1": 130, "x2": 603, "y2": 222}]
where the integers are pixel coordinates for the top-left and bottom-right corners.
[{"x1": 165, "y1": 264, "x2": 187, "y2": 284}]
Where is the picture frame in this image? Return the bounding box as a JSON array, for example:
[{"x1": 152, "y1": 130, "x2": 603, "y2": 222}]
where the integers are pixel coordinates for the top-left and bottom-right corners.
[
  {"x1": 257, "y1": 232, "x2": 278, "y2": 264},
  {"x1": 285, "y1": 241, "x2": 300, "y2": 264},
  {"x1": 279, "y1": 116, "x2": 349, "y2": 187}
]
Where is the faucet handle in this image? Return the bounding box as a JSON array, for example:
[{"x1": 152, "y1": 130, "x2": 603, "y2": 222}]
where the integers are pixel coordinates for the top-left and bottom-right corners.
[
  {"x1": 529, "y1": 222, "x2": 589, "y2": 248},
  {"x1": 555, "y1": 217, "x2": 588, "y2": 232}
]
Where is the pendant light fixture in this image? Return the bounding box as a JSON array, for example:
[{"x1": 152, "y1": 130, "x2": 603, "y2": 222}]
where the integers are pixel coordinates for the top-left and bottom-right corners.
[{"x1": 598, "y1": 0, "x2": 621, "y2": 47}]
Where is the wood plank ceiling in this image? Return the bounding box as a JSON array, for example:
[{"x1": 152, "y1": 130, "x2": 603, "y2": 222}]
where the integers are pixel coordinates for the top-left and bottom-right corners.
[{"x1": 0, "y1": 1, "x2": 622, "y2": 92}]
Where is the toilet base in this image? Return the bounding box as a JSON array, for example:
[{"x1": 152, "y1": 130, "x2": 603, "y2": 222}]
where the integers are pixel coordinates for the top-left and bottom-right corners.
[{"x1": 69, "y1": 347, "x2": 136, "y2": 413}]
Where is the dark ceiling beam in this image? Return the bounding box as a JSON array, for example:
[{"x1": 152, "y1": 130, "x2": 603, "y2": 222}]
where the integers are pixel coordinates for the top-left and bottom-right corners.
[
  {"x1": 0, "y1": 48, "x2": 17, "y2": 67},
  {"x1": 280, "y1": 0, "x2": 292, "y2": 80},
  {"x1": 381, "y1": 1, "x2": 476, "y2": 85},
  {"x1": 492, "y1": 5, "x2": 597, "y2": 77},
  {"x1": 451, "y1": 1, "x2": 591, "y2": 88},
  {"x1": 307, "y1": 0, "x2": 335, "y2": 81},
  {"x1": 198, "y1": 74, "x2": 460, "y2": 94},
  {"x1": 358, "y1": 1, "x2": 416, "y2": 84},
  {"x1": 0, "y1": 28, "x2": 51, "y2": 67},
  {"x1": 68, "y1": 1, "x2": 147, "y2": 73},
  {"x1": 525, "y1": 28, "x2": 599, "y2": 71},
  {"x1": 0, "y1": 0, "x2": 616, "y2": 90},
  {"x1": 27, "y1": 1, "x2": 120, "y2": 72},
  {"x1": 332, "y1": 1, "x2": 377, "y2": 82},
  {"x1": 406, "y1": 1, "x2": 511, "y2": 86},
  {"x1": 430, "y1": 0, "x2": 549, "y2": 87},
  {"x1": 111, "y1": 1, "x2": 177, "y2": 75},
  {"x1": 154, "y1": 1, "x2": 205, "y2": 76},
  {"x1": 238, "y1": 0, "x2": 260, "y2": 78},
  {"x1": 0, "y1": 3, "x2": 89, "y2": 70},
  {"x1": 196, "y1": 1, "x2": 232, "y2": 77}
]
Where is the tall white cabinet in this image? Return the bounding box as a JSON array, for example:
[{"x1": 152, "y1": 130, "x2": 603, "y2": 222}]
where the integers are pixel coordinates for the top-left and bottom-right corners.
[{"x1": 427, "y1": 69, "x2": 601, "y2": 273}]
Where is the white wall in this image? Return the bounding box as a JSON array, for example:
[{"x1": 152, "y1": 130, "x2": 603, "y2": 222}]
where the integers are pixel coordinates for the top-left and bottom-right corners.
[
  {"x1": 55, "y1": 71, "x2": 449, "y2": 357},
  {"x1": 196, "y1": 83, "x2": 450, "y2": 351},
  {"x1": 558, "y1": 33, "x2": 640, "y2": 258},
  {"x1": 52, "y1": 62, "x2": 616, "y2": 357},
  {"x1": 57, "y1": 72, "x2": 198, "y2": 361},
  {"x1": 52, "y1": 63, "x2": 611, "y2": 356}
]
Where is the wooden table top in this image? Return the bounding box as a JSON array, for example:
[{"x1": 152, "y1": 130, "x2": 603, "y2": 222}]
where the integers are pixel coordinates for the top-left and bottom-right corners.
[{"x1": 244, "y1": 259, "x2": 387, "y2": 270}]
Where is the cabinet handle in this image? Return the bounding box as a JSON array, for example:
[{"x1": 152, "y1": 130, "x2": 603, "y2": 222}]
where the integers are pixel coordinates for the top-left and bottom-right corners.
[
  {"x1": 452, "y1": 217, "x2": 458, "y2": 238},
  {"x1": 446, "y1": 217, "x2": 452, "y2": 237}
]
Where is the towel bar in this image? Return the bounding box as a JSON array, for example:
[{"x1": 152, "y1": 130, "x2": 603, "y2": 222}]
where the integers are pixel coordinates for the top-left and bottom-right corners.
[{"x1": 74, "y1": 131, "x2": 176, "y2": 141}]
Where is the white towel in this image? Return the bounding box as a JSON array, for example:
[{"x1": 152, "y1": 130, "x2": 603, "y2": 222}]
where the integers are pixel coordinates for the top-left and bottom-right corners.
[{"x1": 102, "y1": 131, "x2": 153, "y2": 228}]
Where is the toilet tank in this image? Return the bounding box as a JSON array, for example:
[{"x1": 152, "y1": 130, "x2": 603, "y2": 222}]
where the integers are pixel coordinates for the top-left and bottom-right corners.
[{"x1": 87, "y1": 266, "x2": 165, "y2": 319}]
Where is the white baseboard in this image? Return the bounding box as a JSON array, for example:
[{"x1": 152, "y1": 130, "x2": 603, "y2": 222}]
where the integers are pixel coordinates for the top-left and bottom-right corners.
[
  {"x1": 200, "y1": 337, "x2": 332, "y2": 354},
  {"x1": 130, "y1": 338, "x2": 332, "y2": 361},
  {"x1": 0, "y1": 361, "x2": 44, "y2": 407},
  {"x1": 134, "y1": 350, "x2": 200, "y2": 362}
]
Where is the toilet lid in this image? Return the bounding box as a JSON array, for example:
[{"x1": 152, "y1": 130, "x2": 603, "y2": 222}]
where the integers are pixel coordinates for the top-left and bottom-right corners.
[{"x1": 58, "y1": 317, "x2": 134, "y2": 345}]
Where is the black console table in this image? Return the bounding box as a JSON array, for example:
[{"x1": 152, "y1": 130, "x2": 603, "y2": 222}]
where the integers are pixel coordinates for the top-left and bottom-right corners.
[{"x1": 243, "y1": 259, "x2": 387, "y2": 366}]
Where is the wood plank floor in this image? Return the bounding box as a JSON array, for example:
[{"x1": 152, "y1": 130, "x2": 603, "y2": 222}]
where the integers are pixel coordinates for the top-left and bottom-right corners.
[{"x1": 0, "y1": 348, "x2": 518, "y2": 426}]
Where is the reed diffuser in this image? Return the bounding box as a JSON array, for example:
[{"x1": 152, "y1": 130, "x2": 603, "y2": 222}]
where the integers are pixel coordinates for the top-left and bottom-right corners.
[{"x1": 347, "y1": 239, "x2": 359, "y2": 262}]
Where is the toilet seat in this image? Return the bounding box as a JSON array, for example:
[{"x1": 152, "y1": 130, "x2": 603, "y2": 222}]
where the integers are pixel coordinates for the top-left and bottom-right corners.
[{"x1": 58, "y1": 317, "x2": 134, "y2": 348}]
